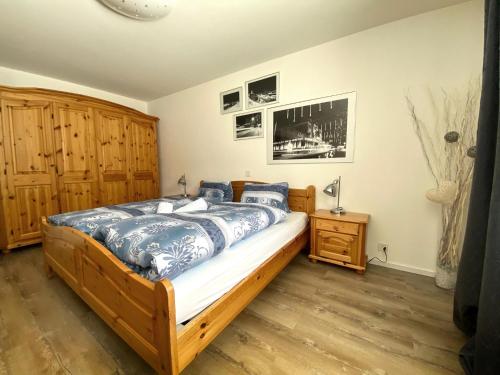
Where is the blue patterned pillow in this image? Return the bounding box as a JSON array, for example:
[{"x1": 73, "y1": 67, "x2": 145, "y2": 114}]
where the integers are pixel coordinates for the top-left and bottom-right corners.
[
  {"x1": 240, "y1": 182, "x2": 290, "y2": 212},
  {"x1": 199, "y1": 181, "x2": 233, "y2": 202},
  {"x1": 198, "y1": 187, "x2": 224, "y2": 202}
]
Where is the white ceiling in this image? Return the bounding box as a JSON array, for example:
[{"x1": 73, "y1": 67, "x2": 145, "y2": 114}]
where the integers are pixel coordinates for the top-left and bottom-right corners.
[{"x1": 0, "y1": 0, "x2": 469, "y2": 101}]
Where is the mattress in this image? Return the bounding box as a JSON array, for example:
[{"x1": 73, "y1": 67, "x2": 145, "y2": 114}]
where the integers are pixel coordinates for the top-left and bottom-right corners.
[{"x1": 172, "y1": 211, "x2": 308, "y2": 324}]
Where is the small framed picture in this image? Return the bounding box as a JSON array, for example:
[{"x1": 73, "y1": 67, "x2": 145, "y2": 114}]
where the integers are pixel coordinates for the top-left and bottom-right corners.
[
  {"x1": 220, "y1": 87, "x2": 243, "y2": 114},
  {"x1": 233, "y1": 110, "x2": 264, "y2": 140},
  {"x1": 245, "y1": 72, "x2": 279, "y2": 109}
]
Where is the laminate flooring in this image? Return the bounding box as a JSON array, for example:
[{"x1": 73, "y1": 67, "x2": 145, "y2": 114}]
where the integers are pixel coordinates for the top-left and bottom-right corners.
[{"x1": 0, "y1": 247, "x2": 465, "y2": 374}]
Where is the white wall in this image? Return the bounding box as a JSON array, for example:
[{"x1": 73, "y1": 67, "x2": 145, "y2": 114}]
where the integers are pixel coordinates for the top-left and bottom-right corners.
[
  {"x1": 0, "y1": 66, "x2": 147, "y2": 112},
  {"x1": 148, "y1": 0, "x2": 483, "y2": 276}
]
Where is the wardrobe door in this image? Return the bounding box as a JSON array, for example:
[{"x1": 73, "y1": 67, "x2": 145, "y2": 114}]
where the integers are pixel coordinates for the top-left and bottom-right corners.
[
  {"x1": 53, "y1": 102, "x2": 99, "y2": 211},
  {"x1": 129, "y1": 117, "x2": 159, "y2": 201},
  {"x1": 95, "y1": 110, "x2": 130, "y2": 205},
  {"x1": 0, "y1": 99, "x2": 59, "y2": 245}
]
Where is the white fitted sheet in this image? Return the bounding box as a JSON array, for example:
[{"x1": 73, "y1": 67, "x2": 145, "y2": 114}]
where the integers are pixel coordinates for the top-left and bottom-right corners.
[{"x1": 172, "y1": 211, "x2": 308, "y2": 324}]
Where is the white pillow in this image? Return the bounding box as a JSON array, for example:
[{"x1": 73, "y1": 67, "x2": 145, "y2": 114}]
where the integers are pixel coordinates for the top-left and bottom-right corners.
[
  {"x1": 174, "y1": 198, "x2": 208, "y2": 213},
  {"x1": 157, "y1": 201, "x2": 174, "y2": 214}
]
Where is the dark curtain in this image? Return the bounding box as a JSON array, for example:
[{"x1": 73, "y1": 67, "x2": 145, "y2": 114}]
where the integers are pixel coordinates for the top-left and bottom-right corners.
[{"x1": 453, "y1": 0, "x2": 500, "y2": 374}]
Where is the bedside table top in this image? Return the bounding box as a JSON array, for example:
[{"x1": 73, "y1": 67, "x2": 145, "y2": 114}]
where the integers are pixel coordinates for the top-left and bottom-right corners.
[{"x1": 310, "y1": 209, "x2": 369, "y2": 223}]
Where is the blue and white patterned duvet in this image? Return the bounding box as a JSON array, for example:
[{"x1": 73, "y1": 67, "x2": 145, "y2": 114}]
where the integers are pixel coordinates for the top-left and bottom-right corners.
[
  {"x1": 48, "y1": 198, "x2": 191, "y2": 237},
  {"x1": 48, "y1": 201, "x2": 287, "y2": 281}
]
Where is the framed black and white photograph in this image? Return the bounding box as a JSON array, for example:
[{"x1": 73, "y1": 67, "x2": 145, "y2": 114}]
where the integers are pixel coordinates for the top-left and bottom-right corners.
[
  {"x1": 245, "y1": 72, "x2": 279, "y2": 109},
  {"x1": 267, "y1": 92, "x2": 357, "y2": 164},
  {"x1": 220, "y1": 87, "x2": 242, "y2": 114},
  {"x1": 233, "y1": 110, "x2": 264, "y2": 140}
]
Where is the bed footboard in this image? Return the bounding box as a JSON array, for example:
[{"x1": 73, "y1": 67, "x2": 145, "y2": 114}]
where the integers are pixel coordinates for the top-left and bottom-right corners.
[{"x1": 41, "y1": 217, "x2": 178, "y2": 374}]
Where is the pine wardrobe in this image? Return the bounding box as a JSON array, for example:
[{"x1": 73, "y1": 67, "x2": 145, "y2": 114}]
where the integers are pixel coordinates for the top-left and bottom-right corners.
[{"x1": 0, "y1": 86, "x2": 160, "y2": 252}]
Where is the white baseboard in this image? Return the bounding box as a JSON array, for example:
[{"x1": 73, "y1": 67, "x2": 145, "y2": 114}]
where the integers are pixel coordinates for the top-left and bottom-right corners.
[{"x1": 368, "y1": 258, "x2": 436, "y2": 277}]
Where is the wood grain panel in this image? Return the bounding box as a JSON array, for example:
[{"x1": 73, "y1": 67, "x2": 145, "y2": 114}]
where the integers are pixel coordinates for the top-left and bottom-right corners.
[
  {"x1": 97, "y1": 112, "x2": 127, "y2": 173},
  {"x1": 129, "y1": 117, "x2": 159, "y2": 201},
  {"x1": 60, "y1": 182, "x2": 94, "y2": 212},
  {"x1": 0, "y1": 99, "x2": 59, "y2": 247},
  {"x1": 316, "y1": 230, "x2": 358, "y2": 263},
  {"x1": 9, "y1": 106, "x2": 47, "y2": 173},
  {"x1": 81, "y1": 255, "x2": 155, "y2": 344},
  {"x1": 60, "y1": 109, "x2": 92, "y2": 172},
  {"x1": 43, "y1": 236, "x2": 79, "y2": 290},
  {"x1": 131, "y1": 119, "x2": 154, "y2": 172},
  {"x1": 53, "y1": 102, "x2": 99, "y2": 211},
  {"x1": 133, "y1": 179, "x2": 156, "y2": 202},
  {"x1": 15, "y1": 186, "x2": 54, "y2": 240},
  {"x1": 96, "y1": 110, "x2": 130, "y2": 205},
  {"x1": 316, "y1": 218, "x2": 359, "y2": 235},
  {"x1": 101, "y1": 181, "x2": 129, "y2": 205},
  {"x1": 81, "y1": 238, "x2": 155, "y2": 311}
]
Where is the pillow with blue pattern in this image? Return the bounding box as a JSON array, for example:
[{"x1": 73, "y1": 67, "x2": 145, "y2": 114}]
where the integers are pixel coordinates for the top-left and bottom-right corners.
[
  {"x1": 198, "y1": 181, "x2": 233, "y2": 202},
  {"x1": 240, "y1": 182, "x2": 290, "y2": 212}
]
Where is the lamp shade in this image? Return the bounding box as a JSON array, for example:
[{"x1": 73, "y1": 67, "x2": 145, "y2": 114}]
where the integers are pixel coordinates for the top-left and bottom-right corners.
[
  {"x1": 323, "y1": 180, "x2": 338, "y2": 197},
  {"x1": 99, "y1": 0, "x2": 172, "y2": 21},
  {"x1": 323, "y1": 177, "x2": 345, "y2": 215},
  {"x1": 177, "y1": 174, "x2": 186, "y2": 186}
]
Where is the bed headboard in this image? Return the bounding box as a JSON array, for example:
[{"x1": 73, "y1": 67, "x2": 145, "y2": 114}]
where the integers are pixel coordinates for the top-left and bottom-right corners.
[{"x1": 199, "y1": 180, "x2": 316, "y2": 214}]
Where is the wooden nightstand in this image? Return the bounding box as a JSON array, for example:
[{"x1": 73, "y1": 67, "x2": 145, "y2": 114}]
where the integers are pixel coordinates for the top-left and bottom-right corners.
[{"x1": 309, "y1": 210, "x2": 369, "y2": 274}]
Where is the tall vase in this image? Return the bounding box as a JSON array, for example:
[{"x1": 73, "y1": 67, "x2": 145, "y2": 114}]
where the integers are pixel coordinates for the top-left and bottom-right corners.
[
  {"x1": 435, "y1": 263, "x2": 458, "y2": 290},
  {"x1": 434, "y1": 182, "x2": 470, "y2": 289}
]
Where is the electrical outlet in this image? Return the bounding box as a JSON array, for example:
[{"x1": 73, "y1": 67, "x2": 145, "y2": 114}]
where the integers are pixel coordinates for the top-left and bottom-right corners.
[
  {"x1": 377, "y1": 242, "x2": 389, "y2": 254},
  {"x1": 245, "y1": 170, "x2": 251, "y2": 177}
]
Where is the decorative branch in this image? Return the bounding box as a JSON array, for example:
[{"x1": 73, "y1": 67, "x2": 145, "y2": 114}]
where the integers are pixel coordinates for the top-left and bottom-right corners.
[{"x1": 406, "y1": 97, "x2": 440, "y2": 185}]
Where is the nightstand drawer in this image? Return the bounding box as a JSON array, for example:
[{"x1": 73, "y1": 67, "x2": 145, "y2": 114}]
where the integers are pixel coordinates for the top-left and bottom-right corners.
[
  {"x1": 316, "y1": 230, "x2": 358, "y2": 263},
  {"x1": 316, "y1": 219, "x2": 359, "y2": 235}
]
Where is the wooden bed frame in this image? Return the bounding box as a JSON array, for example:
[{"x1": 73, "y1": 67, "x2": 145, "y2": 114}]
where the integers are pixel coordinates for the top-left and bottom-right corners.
[{"x1": 41, "y1": 181, "x2": 315, "y2": 374}]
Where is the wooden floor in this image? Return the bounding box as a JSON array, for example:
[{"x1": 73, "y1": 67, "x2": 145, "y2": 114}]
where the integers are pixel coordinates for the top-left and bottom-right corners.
[{"x1": 0, "y1": 246, "x2": 465, "y2": 375}]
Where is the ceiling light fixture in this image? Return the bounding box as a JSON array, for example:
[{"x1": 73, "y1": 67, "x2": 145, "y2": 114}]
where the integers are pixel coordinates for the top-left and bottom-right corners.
[{"x1": 99, "y1": 0, "x2": 173, "y2": 21}]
